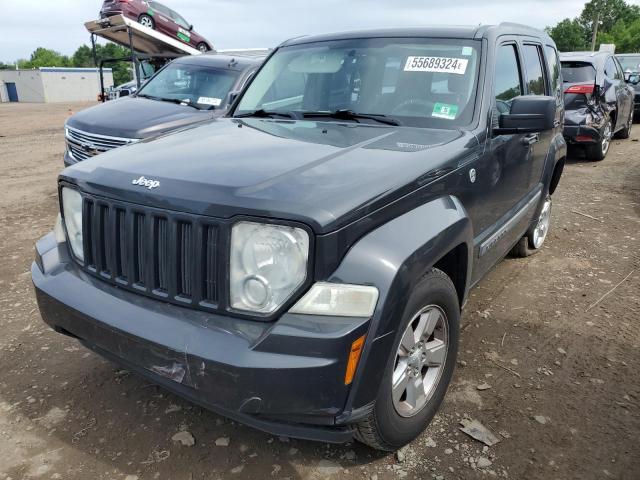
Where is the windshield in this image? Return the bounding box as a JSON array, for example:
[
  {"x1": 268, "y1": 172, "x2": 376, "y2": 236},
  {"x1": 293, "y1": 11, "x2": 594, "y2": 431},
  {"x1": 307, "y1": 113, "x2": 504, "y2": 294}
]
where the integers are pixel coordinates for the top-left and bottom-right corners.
[
  {"x1": 137, "y1": 62, "x2": 238, "y2": 109},
  {"x1": 235, "y1": 38, "x2": 481, "y2": 128},
  {"x1": 617, "y1": 55, "x2": 640, "y2": 72},
  {"x1": 561, "y1": 61, "x2": 596, "y2": 83}
]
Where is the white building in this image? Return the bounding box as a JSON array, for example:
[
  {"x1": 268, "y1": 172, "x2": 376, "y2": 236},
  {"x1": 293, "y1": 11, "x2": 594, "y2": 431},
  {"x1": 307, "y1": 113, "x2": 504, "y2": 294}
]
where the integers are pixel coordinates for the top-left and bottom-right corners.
[{"x1": 0, "y1": 67, "x2": 114, "y2": 103}]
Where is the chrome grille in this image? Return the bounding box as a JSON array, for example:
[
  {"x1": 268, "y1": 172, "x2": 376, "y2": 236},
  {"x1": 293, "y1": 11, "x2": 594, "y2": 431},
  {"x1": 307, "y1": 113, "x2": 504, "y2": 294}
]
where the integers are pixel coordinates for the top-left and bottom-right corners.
[
  {"x1": 80, "y1": 194, "x2": 222, "y2": 311},
  {"x1": 65, "y1": 126, "x2": 137, "y2": 162}
]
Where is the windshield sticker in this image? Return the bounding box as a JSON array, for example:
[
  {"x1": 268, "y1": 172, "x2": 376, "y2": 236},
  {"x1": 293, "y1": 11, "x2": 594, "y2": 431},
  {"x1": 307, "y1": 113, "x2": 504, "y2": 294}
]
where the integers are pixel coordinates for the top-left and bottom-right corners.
[
  {"x1": 432, "y1": 103, "x2": 458, "y2": 120},
  {"x1": 461, "y1": 46, "x2": 473, "y2": 56},
  {"x1": 197, "y1": 97, "x2": 222, "y2": 106},
  {"x1": 404, "y1": 56, "x2": 468, "y2": 75}
]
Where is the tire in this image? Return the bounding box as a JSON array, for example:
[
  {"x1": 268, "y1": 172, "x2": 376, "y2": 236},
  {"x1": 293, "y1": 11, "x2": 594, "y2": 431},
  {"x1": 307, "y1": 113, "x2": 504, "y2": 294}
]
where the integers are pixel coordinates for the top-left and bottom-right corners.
[
  {"x1": 510, "y1": 195, "x2": 552, "y2": 258},
  {"x1": 585, "y1": 117, "x2": 612, "y2": 161},
  {"x1": 354, "y1": 268, "x2": 459, "y2": 451},
  {"x1": 197, "y1": 42, "x2": 210, "y2": 53},
  {"x1": 138, "y1": 14, "x2": 155, "y2": 29},
  {"x1": 615, "y1": 111, "x2": 633, "y2": 139}
]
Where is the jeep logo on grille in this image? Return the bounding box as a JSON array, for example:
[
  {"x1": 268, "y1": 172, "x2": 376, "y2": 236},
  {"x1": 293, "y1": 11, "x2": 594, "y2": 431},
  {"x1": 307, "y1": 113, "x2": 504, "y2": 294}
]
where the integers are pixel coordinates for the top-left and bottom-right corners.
[{"x1": 132, "y1": 176, "x2": 160, "y2": 190}]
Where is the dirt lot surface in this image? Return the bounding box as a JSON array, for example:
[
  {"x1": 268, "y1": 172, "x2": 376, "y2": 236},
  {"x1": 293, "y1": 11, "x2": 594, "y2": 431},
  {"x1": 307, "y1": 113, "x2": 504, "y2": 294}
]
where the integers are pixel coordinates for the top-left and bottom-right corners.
[{"x1": 0, "y1": 102, "x2": 638, "y2": 480}]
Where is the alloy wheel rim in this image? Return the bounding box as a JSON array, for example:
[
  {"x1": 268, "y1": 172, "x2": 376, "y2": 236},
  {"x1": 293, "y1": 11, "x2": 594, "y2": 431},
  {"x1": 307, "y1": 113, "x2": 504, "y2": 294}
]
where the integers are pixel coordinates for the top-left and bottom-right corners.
[
  {"x1": 140, "y1": 17, "x2": 153, "y2": 28},
  {"x1": 392, "y1": 305, "x2": 449, "y2": 418},
  {"x1": 199, "y1": 44, "x2": 207, "y2": 52},
  {"x1": 601, "y1": 122, "x2": 612, "y2": 155},
  {"x1": 532, "y1": 197, "x2": 552, "y2": 249}
]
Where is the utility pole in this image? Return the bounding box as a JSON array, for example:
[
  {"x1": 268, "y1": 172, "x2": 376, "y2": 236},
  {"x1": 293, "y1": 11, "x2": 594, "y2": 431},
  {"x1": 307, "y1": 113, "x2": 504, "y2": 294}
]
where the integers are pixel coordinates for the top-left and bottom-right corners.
[{"x1": 591, "y1": 11, "x2": 601, "y2": 52}]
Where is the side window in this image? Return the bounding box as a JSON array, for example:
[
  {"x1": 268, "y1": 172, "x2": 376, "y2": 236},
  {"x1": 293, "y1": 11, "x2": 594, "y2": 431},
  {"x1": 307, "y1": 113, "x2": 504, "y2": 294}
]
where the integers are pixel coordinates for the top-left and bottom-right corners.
[
  {"x1": 605, "y1": 57, "x2": 618, "y2": 80},
  {"x1": 613, "y1": 58, "x2": 625, "y2": 80},
  {"x1": 171, "y1": 10, "x2": 190, "y2": 29},
  {"x1": 522, "y1": 44, "x2": 546, "y2": 95},
  {"x1": 545, "y1": 45, "x2": 562, "y2": 100},
  {"x1": 494, "y1": 44, "x2": 522, "y2": 113}
]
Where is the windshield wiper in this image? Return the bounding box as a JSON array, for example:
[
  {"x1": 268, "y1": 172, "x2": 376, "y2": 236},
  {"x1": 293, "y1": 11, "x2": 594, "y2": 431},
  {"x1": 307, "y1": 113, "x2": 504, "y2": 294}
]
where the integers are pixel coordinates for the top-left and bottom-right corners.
[
  {"x1": 302, "y1": 109, "x2": 401, "y2": 126},
  {"x1": 137, "y1": 94, "x2": 200, "y2": 110},
  {"x1": 234, "y1": 109, "x2": 294, "y2": 119}
]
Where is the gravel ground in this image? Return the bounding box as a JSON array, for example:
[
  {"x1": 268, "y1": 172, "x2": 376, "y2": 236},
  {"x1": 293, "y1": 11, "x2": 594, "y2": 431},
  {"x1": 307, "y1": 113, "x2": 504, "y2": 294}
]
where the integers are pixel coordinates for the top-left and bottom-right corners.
[{"x1": 0, "y1": 102, "x2": 639, "y2": 480}]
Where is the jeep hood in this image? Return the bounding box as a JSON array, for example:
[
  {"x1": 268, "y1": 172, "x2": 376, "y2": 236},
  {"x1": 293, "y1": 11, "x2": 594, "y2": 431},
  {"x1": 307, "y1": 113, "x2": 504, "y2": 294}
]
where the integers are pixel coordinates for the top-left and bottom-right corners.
[
  {"x1": 66, "y1": 97, "x2": 217, "y2": 139},
  {"x1": 62, "y1": 118, "x2": 477, "y2": 233}
]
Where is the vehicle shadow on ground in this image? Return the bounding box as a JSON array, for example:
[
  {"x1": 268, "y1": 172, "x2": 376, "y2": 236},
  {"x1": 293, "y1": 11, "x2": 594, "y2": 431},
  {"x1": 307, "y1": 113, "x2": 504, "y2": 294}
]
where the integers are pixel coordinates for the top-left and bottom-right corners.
[{"x1": 1, "y1": 322, "x2": 390, "y2": 479}]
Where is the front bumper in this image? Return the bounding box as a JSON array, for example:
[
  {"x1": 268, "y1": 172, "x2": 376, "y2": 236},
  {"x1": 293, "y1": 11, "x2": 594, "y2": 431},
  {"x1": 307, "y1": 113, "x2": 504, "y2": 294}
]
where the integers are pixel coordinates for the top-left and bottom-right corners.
[
  {"x1": 32, "y1": 233, "x2": 371, "y2": 443},
  {"x1": 63, "y1": 149, "x2": 77, "y2": 167}
]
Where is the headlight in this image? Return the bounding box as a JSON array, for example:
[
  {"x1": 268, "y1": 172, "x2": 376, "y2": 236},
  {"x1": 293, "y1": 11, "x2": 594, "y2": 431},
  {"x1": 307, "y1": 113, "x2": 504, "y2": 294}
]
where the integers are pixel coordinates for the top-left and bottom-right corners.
[
  {"x1": 61, "y1": 187, "x2": 84, "y2": 261},
  {"x1": 230, "y1": 222, "x2": 309, "y2": 314}
]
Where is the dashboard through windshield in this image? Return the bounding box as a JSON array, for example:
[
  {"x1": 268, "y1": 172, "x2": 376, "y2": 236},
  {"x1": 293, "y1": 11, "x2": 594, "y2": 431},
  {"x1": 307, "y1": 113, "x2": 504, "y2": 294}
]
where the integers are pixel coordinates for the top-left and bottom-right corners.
[{"x1": 235, "y1": 37, "x2": 481, "y2": 128}]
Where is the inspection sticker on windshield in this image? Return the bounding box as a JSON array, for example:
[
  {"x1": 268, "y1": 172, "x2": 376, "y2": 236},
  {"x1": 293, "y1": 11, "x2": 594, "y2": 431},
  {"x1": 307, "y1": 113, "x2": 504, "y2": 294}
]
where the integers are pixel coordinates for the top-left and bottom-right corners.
[
  {"x1": 197, "y1": 97, "x2": 222, "y2": 106},
  {"x1": 432, "y1": 103, "x2": 458, "y2": 120},
  {"x1": 404, "y1": 56, "x2": 468, "y2": 75}
]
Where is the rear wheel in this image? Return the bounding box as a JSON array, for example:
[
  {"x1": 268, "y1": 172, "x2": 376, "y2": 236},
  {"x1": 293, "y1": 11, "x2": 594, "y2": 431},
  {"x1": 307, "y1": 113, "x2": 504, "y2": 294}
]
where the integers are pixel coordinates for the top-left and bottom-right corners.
[
  {"x1": 510, "y1": 195, "x2": 552, "y2": 257},
  {"x1": 197, "y1": 42, "x2": 210, "y2": 53},
  {"x1": 585, "y1": 117, "x2": 612, "y2": 161},
  {"x1": 138, "y1": 14, "x2": 155, "y2": 29},
  {"x1": 355, "y1": 269, "x2": 459, "y2": 451},
  {"x1": 615, "y1": 111, "x2": 633, "y2": 139}
]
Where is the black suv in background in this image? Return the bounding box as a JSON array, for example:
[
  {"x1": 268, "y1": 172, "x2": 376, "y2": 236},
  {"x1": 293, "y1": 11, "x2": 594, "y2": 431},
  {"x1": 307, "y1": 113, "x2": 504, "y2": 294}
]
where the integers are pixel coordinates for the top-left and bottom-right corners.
[
  {"x1": 616, "y1": 53, "x2": 640, "y2": 119},
  {"x1": 560, "y1": 51, "x2": 636, "y2": 160},
  {"x1": 64, "y1": 54, "x2": 264, "y2": 166},
  {"x1": 33, "y1": 24, "x2": 566, "y2": 450}
]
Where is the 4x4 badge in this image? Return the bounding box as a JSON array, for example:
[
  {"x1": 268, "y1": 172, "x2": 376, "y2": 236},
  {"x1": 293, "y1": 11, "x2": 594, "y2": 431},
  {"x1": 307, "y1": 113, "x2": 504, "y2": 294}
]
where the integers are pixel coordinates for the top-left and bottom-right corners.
[{"x1": 132, "y1": 176, "x2": 160, "y2": 190}]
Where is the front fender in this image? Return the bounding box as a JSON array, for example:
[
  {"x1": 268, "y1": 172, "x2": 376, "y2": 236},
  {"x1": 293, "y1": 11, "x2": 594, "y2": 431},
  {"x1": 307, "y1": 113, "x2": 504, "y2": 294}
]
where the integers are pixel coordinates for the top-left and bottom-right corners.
[
  {"x1": 542, "y1": 131, "x2": 567, "y2": 196},
  {"x1": 329, "y1": 195, "x2": 473, "y2": 416}
]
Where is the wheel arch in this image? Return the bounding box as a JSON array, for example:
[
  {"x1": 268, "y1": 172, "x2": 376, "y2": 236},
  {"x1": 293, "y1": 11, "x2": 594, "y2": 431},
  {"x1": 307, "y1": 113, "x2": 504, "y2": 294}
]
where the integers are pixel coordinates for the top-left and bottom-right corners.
[{"x1": 328, "y1": 195, "x2": 473, "y2": 416}]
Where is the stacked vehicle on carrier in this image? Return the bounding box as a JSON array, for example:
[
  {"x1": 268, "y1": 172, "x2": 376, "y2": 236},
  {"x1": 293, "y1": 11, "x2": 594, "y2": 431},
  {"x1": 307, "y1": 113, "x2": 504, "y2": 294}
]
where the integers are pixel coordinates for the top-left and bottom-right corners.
[{"x1": 32, "y1": 14, "x2": 638, "y2": 452}]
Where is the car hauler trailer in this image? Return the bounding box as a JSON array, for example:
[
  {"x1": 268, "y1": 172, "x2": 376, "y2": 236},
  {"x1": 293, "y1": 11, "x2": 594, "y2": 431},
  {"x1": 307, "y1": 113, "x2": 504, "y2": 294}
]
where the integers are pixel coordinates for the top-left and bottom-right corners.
[{"x1": 85, "y1": 14, "x2": 201, "y2": 101}]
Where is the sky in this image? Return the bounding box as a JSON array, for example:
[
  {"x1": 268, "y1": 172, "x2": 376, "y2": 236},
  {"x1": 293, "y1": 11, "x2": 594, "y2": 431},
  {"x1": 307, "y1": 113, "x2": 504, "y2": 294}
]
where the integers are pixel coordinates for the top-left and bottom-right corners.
[{"x1": 0, "y1": 0, "x2": 633, "y2": 63}]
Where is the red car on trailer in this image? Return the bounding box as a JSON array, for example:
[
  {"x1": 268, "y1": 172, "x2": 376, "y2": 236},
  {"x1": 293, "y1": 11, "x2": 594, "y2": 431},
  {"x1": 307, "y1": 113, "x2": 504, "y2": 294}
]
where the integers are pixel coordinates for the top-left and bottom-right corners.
[{"x1": 100, "y1": 0, "x2": 213, "y2": 52}]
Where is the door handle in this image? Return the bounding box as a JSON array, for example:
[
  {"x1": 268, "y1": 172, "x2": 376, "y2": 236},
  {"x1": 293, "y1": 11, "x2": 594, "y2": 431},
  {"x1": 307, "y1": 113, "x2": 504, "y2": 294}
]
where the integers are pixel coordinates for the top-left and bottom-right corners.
[{"x1": 521, "y1": 133, "x2": 540, "y2": 146}]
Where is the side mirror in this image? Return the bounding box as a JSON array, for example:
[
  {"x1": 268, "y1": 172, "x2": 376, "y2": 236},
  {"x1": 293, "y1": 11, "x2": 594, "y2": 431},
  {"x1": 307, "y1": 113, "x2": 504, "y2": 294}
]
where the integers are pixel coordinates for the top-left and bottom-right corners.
[
  {"x1": 627, "y1": 74, "x2": 640, "y2": 85},
  {"x1": 494, "y1": 96, "x2": 556, "y2": 135},
  {"x1": 120, "y1": 89, "x2": 130, "y2": 97},
  {"x1": 189, "y1": 24, "x2": 194, "y2": 31}
]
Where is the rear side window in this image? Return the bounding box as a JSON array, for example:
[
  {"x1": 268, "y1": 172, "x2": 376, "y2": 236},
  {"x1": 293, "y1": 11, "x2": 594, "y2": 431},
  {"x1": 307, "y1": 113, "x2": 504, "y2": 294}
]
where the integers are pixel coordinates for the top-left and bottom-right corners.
[
  {"x1": 545, "y1": 45, "x2": 562, "y2": 100},
  {"x1": 561, "y1": 62, "x2": 596, "y2": 83},
  {"x1": 494, "y1": 44, "x2": 522, "y2": 113},
  {"x1": 522, "y1": 44, "x2": 546, "y2": 95},
  {"x1": 605, "y1": 57, "x2": 621, "y2": 80}
]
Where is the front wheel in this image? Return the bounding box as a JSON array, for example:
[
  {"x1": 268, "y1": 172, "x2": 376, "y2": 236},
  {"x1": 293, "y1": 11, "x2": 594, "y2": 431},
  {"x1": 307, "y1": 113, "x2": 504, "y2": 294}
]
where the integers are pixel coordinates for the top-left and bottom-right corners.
[
  {"x1": 510, "y1": 195, "x2": 552, "y2": 257},
  {"x1": 197, "y1": 42, "x2": 210, "y2": 53},
  {"x1": 585, "y1": 117, "x2": 612, "y2": 161},
  {"x1": 355, "y1": 269, "x2": 459, "y2": 451}
]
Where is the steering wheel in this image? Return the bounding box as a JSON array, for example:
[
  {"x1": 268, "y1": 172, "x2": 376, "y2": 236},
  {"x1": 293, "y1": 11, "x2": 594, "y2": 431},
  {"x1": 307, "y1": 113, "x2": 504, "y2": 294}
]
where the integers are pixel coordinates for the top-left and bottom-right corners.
[{"x1": 391, "y1": 98, "x2": 434, "y2": 116}]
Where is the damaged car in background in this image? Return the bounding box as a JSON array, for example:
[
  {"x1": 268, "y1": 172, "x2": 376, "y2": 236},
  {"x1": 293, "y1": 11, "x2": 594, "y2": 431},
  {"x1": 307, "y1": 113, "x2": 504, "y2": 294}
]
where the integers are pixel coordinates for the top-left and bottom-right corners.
[
  {"x1": 560, "y1": 50, "x2": 636, "y2": 160},
  {"x1": 616, "y1": 53, "x2": 640, "y2": 120}
]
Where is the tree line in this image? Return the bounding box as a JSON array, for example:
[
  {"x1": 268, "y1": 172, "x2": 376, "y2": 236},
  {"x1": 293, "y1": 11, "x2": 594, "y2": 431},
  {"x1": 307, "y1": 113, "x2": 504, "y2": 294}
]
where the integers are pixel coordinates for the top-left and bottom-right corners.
[
  {"x1": 546, "y1": 0, "x2": 640, "y2": 52},
  {"x1": 0, "y1": 43, "x2": 134, "y2": 86}
]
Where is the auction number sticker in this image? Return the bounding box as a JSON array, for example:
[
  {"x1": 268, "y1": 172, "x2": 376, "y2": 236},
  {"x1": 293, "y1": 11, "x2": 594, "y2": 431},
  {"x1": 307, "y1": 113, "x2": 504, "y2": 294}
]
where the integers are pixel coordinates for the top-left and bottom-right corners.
[
  {"x1": 404, "y1": 56, "x2": 468, "y2": 75},
  {"x1": 197, "y1": 97, "x2": 222, "y2": 106}
]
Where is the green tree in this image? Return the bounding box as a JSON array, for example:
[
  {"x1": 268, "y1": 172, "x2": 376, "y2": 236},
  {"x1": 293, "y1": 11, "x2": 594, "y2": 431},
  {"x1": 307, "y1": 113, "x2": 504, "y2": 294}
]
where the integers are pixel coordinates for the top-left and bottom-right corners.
[
  {"x1": 546, "y1": 18, "x2": 589, "y2": 52},
  {"x1": 0, "y1": 62, "x2": 17, "y2": 70},
  {"x1": 19, "y1": 48, "x2": 71, "y2": 69},
  {"x1": 71, "y1": 43, "x2": 133, "y2": 85},
  {"x1": 597, "y1": 18, "x2": 640, "y2": 52},
  {"x1": 579, "y1": 0, "x2": 640, "y2": 36}
]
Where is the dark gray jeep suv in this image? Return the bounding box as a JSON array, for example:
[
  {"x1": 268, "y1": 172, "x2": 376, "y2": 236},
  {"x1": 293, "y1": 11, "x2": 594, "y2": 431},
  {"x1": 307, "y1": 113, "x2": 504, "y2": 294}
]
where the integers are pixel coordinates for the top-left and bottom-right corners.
[{"x1": 33, "y1": 23, "x2": 566, "y2": 450}]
